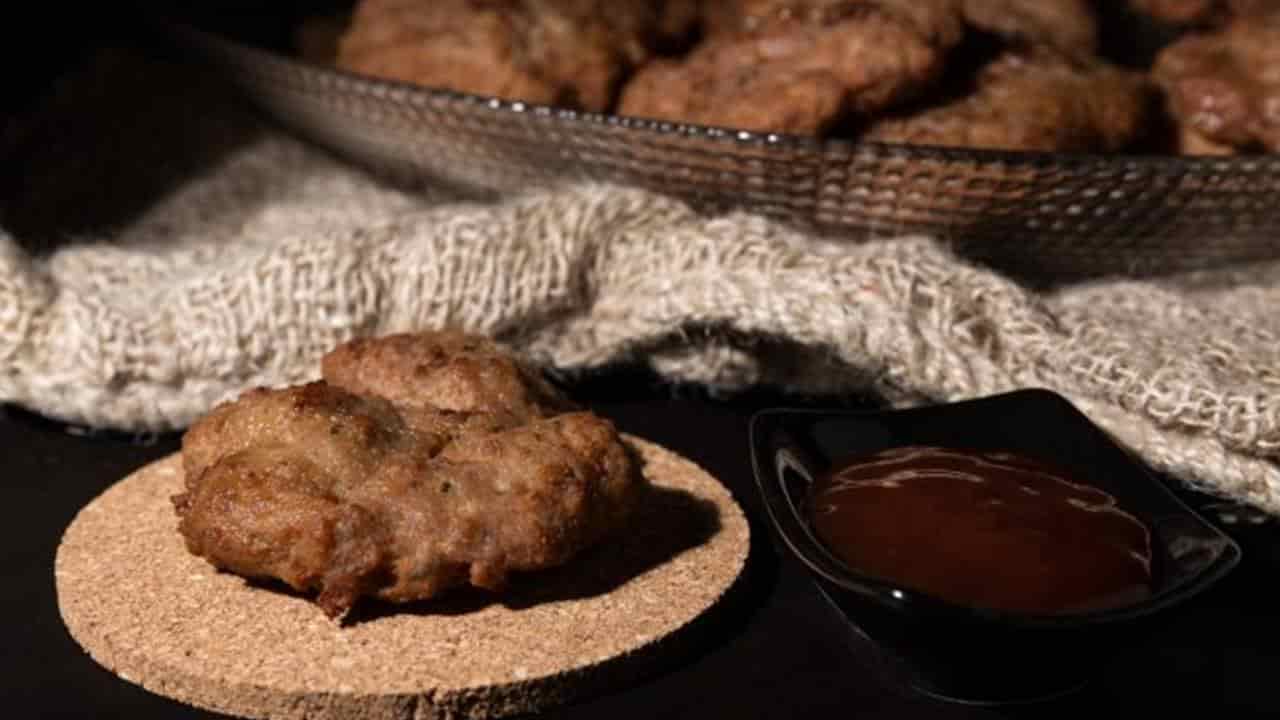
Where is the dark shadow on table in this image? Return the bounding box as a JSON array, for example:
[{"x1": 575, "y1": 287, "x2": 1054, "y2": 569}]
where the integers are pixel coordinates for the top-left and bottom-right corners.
[{"x1": 497, "y1": 486, "x2": 784, "y2": 720}]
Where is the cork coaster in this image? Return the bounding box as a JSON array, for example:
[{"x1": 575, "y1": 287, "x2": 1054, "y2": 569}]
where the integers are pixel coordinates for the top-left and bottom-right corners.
[{"x1": 56, "y1": 436, "x2": 749, "y2": 720}]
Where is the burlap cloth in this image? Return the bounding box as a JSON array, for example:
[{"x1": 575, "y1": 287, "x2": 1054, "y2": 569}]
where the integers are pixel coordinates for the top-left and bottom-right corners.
[{"x1": 4, "y1": 48, "x2": 1280, "y2": 514}]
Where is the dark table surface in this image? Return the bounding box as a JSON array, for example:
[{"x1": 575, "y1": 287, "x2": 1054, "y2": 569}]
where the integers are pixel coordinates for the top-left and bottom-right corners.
[
  {"x1": 6, "y1": 369, "x2": 1280, "y2": 719},
  {"x1": 7, "y1": 9, "x2": 1280, "y2": 716}
]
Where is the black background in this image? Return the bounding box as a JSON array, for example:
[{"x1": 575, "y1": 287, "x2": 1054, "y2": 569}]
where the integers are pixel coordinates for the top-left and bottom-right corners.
[{"x1": 6, "y1": 4, "x2": 1280, "y2": 718}]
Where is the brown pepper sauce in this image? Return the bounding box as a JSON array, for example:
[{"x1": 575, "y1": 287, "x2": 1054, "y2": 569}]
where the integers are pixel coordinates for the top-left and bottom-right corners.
[{"x1": 807, "y1": 446, "x2": 1154, "y2": 614}]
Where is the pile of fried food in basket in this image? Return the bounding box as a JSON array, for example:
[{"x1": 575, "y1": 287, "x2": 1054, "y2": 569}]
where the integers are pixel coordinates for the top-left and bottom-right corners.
[{"x1": 295, "y1": 0, "x2": 1279, "y2": 156}]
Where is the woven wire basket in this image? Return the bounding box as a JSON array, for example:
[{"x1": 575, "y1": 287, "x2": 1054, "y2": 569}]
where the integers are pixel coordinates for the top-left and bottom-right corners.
[{"x1": 167, "y1": 16, "x2": 1280, "y2": 282}]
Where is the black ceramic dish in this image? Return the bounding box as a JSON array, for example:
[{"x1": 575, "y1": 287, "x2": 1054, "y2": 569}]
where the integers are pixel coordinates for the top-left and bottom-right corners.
[{"x1": 749, "y1": 388, "x2": 1241, "y2": 705}]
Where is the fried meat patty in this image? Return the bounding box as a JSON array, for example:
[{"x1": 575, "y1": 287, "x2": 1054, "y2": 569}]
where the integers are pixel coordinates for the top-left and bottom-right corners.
[
  {"x1": 335, "y1": 0, "x2": 690, "y2": 112},
  {"x1": 862, "y1": 50, "x2": 1155, "y2": 152},
  {"x1": 1129, "y1": 0, "x2": 1273, "y2": 27},
  {"x1": 617, "y1": 0, "x2": 964, "y2": 134},
  {"x1": 959, "y1": 0, "x2": 1099, "y2": 58},
  {"x1": 174, "y1": 331, "x2": 643, "y2": 620},
  {"x1": 1151, "y1": 13, "x2": 1280, "y2": 154},
  {"x1": 321, "y1": 330, "x2": 575, "y2": 426}
]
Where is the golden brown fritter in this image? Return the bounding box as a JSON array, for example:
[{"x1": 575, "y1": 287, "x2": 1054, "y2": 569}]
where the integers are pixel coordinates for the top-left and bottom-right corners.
[
  {"x1": 1151, "y1": 14, "x2": 1280, "y2": 154},
  {"x1": 1129, "y1": 0, "x2": 1273, "y2": 26},
  {"x1": 697, "y1": 0, "x2": 871, "y2": 35},
  {"x1": 320, "y1": 329, "x2": 573, "y2": 424},
  {"x1": 618, "y1": 54, "x2": 851, "y2": 134},
  {"x1": 173, "y1": 443, "x2": 392, "y2": 615},
  {"x1": 959, "y1": 0, "x2": 1098, "y2": 58},
  {"x1": 698, "y1": 0, "x2": 962, "y2": 38},
  {"x1": 862, "y1": 50, "x2": 1155, "y2": 152},
  {"x1": 180, "y1": 381, "x2": 410, "y2": 492},
  {"x1": 618, "y1": 0, "x2": 965, "y2": 134},
  {"x1": 1131, "y1": 0, "x2": 1219, "y2": 25},
  {"x1": 360, "y1": 411, "x2": 640, "y2": 600},
  {"x1": 334, "y1": 0, "x2": 682, "y2": 112},
  {"x1": 697, "y1": 0, "x2": 1097, "y2": 54},
  {"x1": 174, "y1": 333, "x2": 643, "y2": 620}
]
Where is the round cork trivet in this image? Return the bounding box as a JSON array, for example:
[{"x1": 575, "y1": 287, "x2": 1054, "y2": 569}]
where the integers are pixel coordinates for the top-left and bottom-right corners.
[{"x1": 56, "y1": 436, "x2": 749, "y2": 720}]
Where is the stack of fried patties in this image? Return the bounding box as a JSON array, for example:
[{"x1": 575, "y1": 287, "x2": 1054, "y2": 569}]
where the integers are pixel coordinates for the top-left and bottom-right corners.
[
  {"x1": 621, "y1": 0, "x2": 1159, "y2": 152},
  {"x1": 173, "y1": 331, "x2": 643, "y2": 621},
  {"x1": 330, "y1": 0, "x2": 1150, "y2": 153},
  {"x1": 327, "y1": 0, "x2": 1279, "y2": 155},
  {"x1": 331, "y1": 0, "x2": 698, "y2": 114}
]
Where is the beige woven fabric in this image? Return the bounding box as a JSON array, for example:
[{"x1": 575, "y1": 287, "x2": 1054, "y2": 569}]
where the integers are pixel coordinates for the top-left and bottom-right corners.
[{"x1": 4, "y1": 49, "x2": 1280, "y2": 513}]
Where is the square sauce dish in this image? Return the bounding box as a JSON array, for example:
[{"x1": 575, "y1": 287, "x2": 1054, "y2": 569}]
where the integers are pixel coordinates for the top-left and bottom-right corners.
[{"x1": 749, "y1": 389, "x2": 1241, "y2": 705}]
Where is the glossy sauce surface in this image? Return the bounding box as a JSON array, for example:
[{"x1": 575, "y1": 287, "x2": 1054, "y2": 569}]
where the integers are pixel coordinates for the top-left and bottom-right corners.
[{"x1": 807, "y1": 446, "x2": 1154, "y2": 614}]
